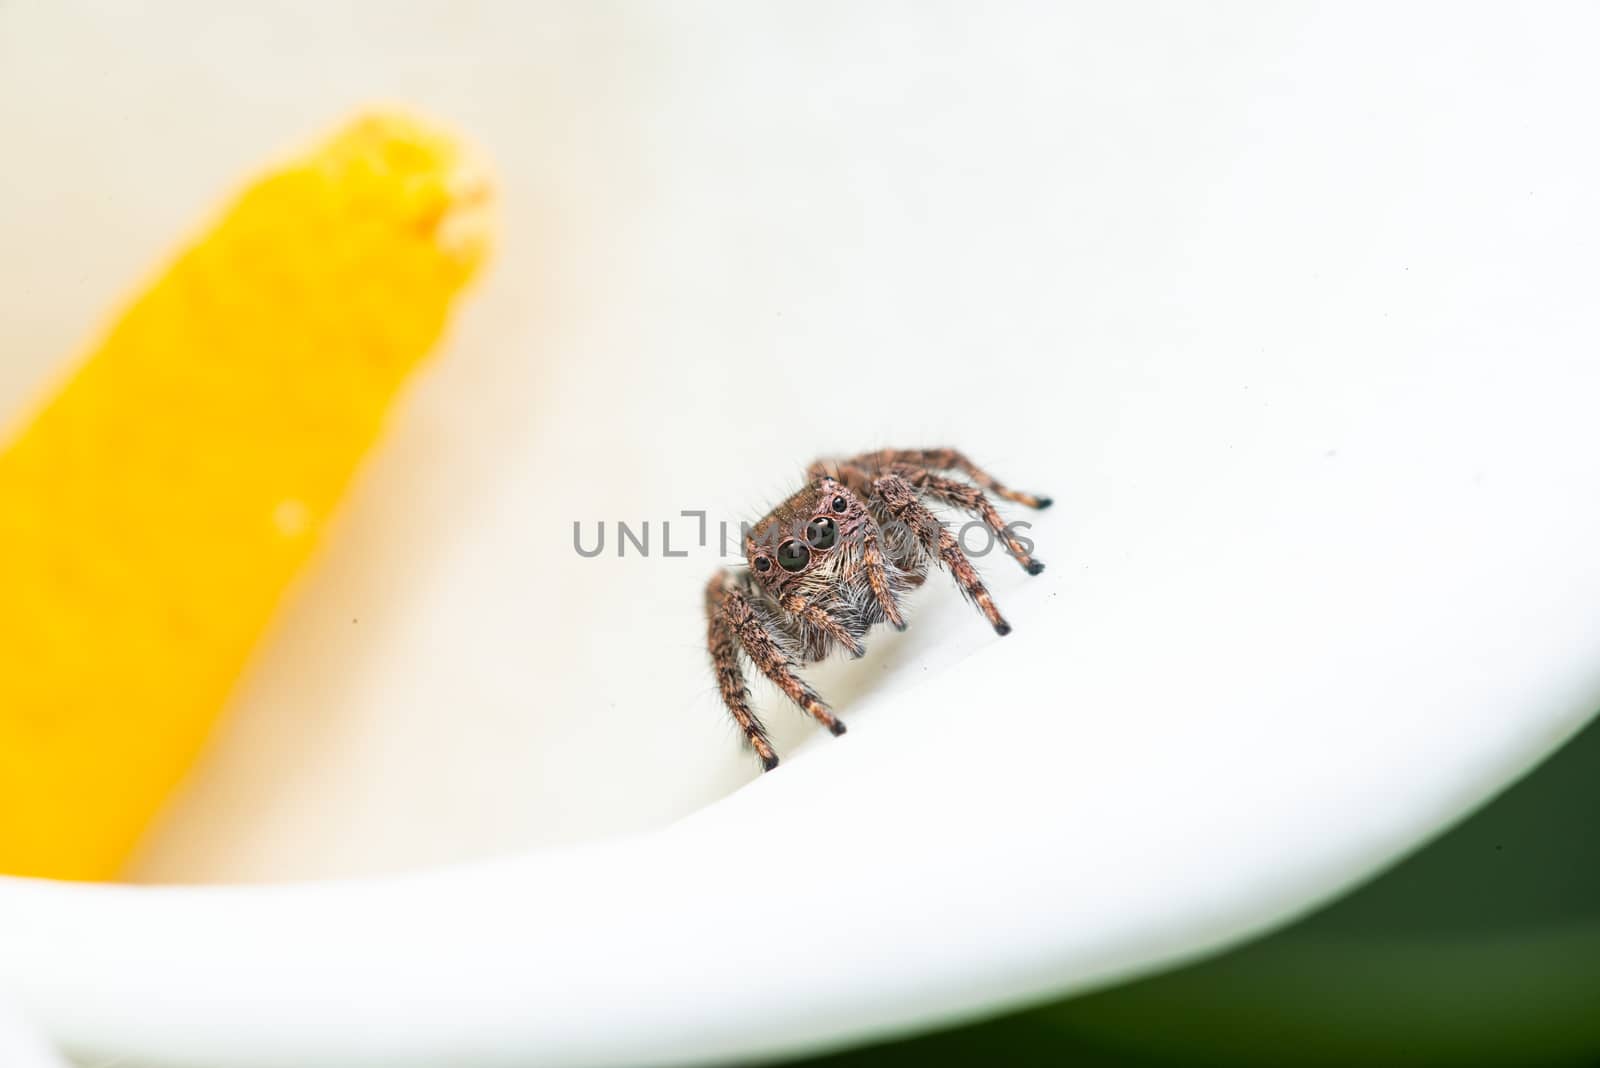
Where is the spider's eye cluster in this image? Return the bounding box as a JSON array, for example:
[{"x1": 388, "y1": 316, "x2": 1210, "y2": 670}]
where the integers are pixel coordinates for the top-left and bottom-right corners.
[
  {"x1": 805, "y1": 516, "x2": 837, "y2": 550},
  {"x1": 753, "y1": 556, "x2": 772, "y2": 573},
  {"x1": 777, "y1": 540, "x2": 810, "y2": 572}
]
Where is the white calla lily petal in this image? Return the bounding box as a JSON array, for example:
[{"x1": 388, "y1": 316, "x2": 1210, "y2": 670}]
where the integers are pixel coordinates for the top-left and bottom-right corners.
[{"x1": 3, "y1": 3, "x2": 1600, "y2": 1067}]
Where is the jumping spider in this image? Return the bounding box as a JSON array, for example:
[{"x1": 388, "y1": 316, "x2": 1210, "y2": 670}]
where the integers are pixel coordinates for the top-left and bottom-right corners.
[{"x1": 705, "y1": 447, "x2": 1050, "y2": 770}]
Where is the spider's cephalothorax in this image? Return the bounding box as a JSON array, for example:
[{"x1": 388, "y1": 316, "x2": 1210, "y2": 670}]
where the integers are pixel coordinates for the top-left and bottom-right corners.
[{"x1": 704, "y1": 447, "x2": 1051, "y2": 771}]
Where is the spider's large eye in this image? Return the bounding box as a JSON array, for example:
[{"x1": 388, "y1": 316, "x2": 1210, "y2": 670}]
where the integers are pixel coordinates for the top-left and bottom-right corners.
[
  {"x1": 831, "y1": 495, "x2": 847, "y2": 514},
  {"x1": 776, "y1": 540, "x2": 811, "y2": 572},
  {"x1": 805, "y1": 516, "x2": 837, "y2": 550},
  {"x1": 753, "y1": 556, "x2": 772, "y2": 573}
]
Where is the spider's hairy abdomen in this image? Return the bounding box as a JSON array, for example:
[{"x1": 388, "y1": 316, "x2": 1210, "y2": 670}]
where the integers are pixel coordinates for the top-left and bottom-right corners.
[{"x1": 705, "y1": 448, "x2": 1051, "y2": 770}]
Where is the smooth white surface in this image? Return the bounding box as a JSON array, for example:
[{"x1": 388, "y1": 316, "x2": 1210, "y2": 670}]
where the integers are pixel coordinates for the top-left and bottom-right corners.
[
  {"x1": 2, "y1": 3, "x2": 1600, "y2": 1065},
  {"x1": 0, "y1": 1002, "x2": 69, "y2": 1068}
]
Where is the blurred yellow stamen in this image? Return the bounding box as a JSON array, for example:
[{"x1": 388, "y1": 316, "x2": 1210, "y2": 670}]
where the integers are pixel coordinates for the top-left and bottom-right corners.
[{"x1": 0, "y1": 111, "x2": 494, "y2": 881}]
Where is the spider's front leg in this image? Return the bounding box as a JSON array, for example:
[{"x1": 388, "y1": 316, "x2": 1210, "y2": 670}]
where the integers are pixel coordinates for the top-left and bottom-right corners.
[
  {"x1": 705, "y1": 572, "x2": 780, "y2": 770},
  {"x1": 874, "y1": 473, "x2": 1012, "y2": 635},
  {"x1": 709, "y1": 572, "x2": 845, "y2": 761}
]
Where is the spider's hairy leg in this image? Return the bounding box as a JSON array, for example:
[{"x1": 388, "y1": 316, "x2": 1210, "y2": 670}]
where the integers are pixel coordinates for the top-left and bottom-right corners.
[
  {"x1": 875, "y1": 473, "x2": 1012, "y2": 635},
  {"x1": 781, "y1": 593, "x2": 865, "y2": 658},
  {"x1": 706, "y1": 572, "x2": 779, "y2": 770},
  {"x1": 912, "y1": 470, "x2": 1045, "y2": 576},
  {"x1": 828, "y1": 478, "x2": 909, "y2": 631},
  {"x1": 853, "y1": 448, "x2": 1051, "y2": 510},
  {"x1": 721, "y1": 575, "x2": 846, "y2": 738},
  {"x1": 863, "y1": 518, "x2": 914, "y2": 626}
]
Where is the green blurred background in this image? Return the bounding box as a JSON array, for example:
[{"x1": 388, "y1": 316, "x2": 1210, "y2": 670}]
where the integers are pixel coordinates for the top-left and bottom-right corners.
[{"x1": 786, "y1": 713, "x2": 1600, "y2": 1067}]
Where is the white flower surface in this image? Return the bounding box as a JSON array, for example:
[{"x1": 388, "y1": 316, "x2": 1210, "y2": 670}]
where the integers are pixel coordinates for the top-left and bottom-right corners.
[{"x1": 1, "y1": 3, "x2": 1599, "y2": 1066}]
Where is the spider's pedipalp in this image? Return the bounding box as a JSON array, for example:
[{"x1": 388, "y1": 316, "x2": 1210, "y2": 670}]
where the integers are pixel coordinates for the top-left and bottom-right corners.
[
  {"x1": 782, "y1": 592, "x2": 865, "y2": 659},
  {"x1": 827, "y1": 477, "x2": 910, "y2": 632}
]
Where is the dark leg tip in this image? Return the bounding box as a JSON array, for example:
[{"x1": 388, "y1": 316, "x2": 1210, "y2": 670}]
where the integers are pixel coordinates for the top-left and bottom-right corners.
[
  {"x1": 1034, "y1": 496, "x2": 1053, "y2": 510},
  {"x1": 760, "y1": 753, "x2": 780, "y2": 772},
  {"x1": 994, "y1": 620, "x2": 1013, "y2": 636},
  {"x1": 828, "y1": 719, "x2": 848, "y2": 737},
  {"x1": 1026, "y1": 560, "x2": 1046, "y2": 576}
]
